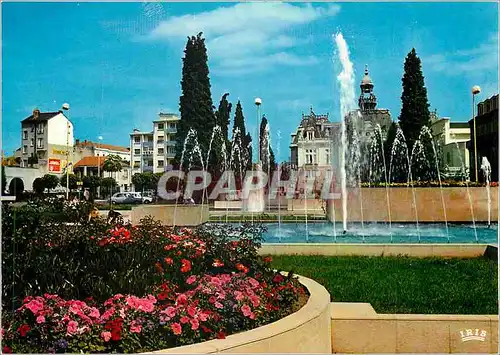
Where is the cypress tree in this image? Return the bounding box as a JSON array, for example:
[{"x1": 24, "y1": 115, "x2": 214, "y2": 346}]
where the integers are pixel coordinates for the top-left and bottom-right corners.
[
  {"x1": 399, "y1": 48, "x2": 431, "y2": 151},
  {"x1": 177, "y1": 32, "x2": 215, "y2": 169},
  {"x1": 232, "y1": 101, "x2": 253, "y2": 171},
  {"x1": 259, "y1": 115, "x2": 276, "y2": 177}
]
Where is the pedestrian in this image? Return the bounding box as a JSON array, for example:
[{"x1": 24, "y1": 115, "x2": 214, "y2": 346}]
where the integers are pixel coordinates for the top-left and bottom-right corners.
[{"x1": 83, "y1": 189, "x2": 90, "y2": 201}]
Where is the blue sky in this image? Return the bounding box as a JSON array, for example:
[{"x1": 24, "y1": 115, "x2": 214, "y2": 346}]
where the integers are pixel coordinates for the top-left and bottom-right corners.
[{"x1": 2, "y1": 2, "x2": 498, "y2": 160}]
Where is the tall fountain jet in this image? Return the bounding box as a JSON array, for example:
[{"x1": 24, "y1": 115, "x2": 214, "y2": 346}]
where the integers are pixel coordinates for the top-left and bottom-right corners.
[{"x1": 334, "y1": 33, "x2": 357, "y2": 232}]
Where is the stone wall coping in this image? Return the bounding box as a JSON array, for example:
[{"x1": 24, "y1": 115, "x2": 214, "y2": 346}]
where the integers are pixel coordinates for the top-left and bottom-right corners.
[
  {"x1": 331, "y1": 302, "x2": 497, "y2": 321},
  {"x1": 150, "y1": 274, "x2": 330, "y2": 354}
]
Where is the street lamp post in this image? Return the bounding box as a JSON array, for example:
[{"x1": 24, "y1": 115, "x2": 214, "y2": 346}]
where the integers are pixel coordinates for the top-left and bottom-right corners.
[
  {"x1": 472, "y1": 85, "x2": 481, "y2": 182},
  {"x1": 97, "y1": 135, "x2": 103, "y2": 198},
  {"x1": 62, "y1": 103, "x2": 70, "y2": 199},
  {"x1": 255, "y1": 98, "x2": 262, "y2": 165}
]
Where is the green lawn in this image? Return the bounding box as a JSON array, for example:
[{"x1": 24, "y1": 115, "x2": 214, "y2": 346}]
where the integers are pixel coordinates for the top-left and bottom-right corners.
[{"x1": 270, "y1": 255, "x2": 498, "y2": 315}]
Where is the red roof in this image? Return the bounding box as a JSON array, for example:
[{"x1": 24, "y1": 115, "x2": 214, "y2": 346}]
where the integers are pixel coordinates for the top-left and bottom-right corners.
[{"x1": 74, "y1": 156, "x2": 106, "y2": 168}]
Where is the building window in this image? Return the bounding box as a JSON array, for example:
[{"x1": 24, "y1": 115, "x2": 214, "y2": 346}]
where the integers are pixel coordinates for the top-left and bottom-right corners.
[
  {"x1": 37, "y1": 138, "x2": 43, "y2": 149},
  {"x1": 307, "y1": 131, "x2": 313, "y2": 140},
  {"x1": 157, "y1": 138, "x2": 164, "y2": 144},
  {"x1": 325, "y1": 149, "x2": 330, "y2": 164},
  {"x1": 23, "y1": 145, "x2": 27, "y2": 154},
  {"x1": 134, "y1": 137, "x2": 140, "y2": 143},
  {"x1": 447, "y1": 152, "x2": 451, "y2": 164},
  {"x1": 37, "y1": 124, "x2": 44, "y2": 134},
  {"x1": 133, "y1": 161, "x2": 140, "y2": 168},
  {"x1": 23, "y1": 131, "x2": 28, "y2": 140},
  {"x1": 158, "y1": 160, "x2": 164, "y2": 167},
  {"x1": 158, "y1": 148, "x2": 164, "y2": 155},
  {"x1": 158, "y1": 123, "x2": 164, "y2": 130},
  {"x1": 134, "y1": 149, "x2": 140, "y2": 155},
  {"x1": 30, "y1": 138, "x2": 34, "y2": 147},
  {"x1": 305, "y1": 149, "x2": 316, "y2": 164}
]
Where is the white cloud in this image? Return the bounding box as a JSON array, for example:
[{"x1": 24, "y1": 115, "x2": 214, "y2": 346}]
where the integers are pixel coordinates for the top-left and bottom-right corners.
[
  {"x1": 145, "y1": 3, "x2": 339, "y2": 74},
  {"x1": 423, "y1": 33, "x2": 498, "y2": 75}
]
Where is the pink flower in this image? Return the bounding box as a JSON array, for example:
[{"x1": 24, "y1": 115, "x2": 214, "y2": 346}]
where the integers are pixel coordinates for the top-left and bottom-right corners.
[
  {"x1": 186, "y1": 275, "x2": 197, "y2": 285},
  {"x1": 164, "y1": 306, "x2": 176, "y2": 318},
  {"x1": 241, "y1": 304, "x2": 252, "y2": 318},
  {"x1": 67, "y1": 320, "x2": 78, "y2": 335},
  {"x1": 89, "y1": 307, "x2": 100, "y2": 319},
  {"x1": 190, "y1": 318, "x2": 199, "y2": 330},
  {"x1": 130, "y1": 322, "x2": 142, "y2": 334},
  {"x1": 171, "y1": 323, "x2": 182, "y2": 335},
  {"x1": 101, "y1": 331, "x2": 112, "y2": 342},
  {"x1": 234, "y1": 291, "x2": 244, "y2": 301},
  {"x1": 176, "y1": 294, "x2": 188, "y2": 305},
  {"x1": 101, "y1": 308, "x2": 115, "y2": 321},
  {"x1": 215, "y1": 302, "x2": 223, "y2": 309},
  {"x1": 36, "y1": 316, "x2": 46, "y2": 324},
  {"x1": 180, "y1": 316, "x2": 189, "y2": 324},
  {"x1": 208, "y1": 296, "x2": 216, "y2": 304},
  {"x1": 24, "y1": 300, "x2": 44, "y2": 315},
  {"x1": 250, "y1": 296, "x2": 260, "y2": 307},
  {"x1": 199, "y1": 312, "x2": 209, "y2": 322},
  {"x1": 187, "y1": 306, "x2": 197, "y2": 317},
  {"x1": 248, "y1": 278, "x2": 260, "y2": 288}
]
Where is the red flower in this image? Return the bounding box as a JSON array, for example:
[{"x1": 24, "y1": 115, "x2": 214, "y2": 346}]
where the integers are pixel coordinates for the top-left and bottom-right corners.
[
  {"x1": 273, "y1": 274, "x2": 284, "y2": 283},
  {"x1": 3, "y1": 346, "x2": 12, "y2": 354},
  {"x1": 201, "y1": 325, "x2": 212, "y2": 333},
  {"x1": 212, "y1": 259, "x2": 224, "y2": 267},
  {"x1": 111, "y1": 330, "x2": 121, "y2": 341},
  {"x1": 164, "y1": 257, "x2": 173, "y2": 265},
  {"x1": 263, "y1": 256, "x2": 273, "y2": 263},
  {"x1": 236, "y1": 263, "x2": 249, "y2": 273},
  {"x1": 17, "y1": 324, "x2": 30, "y2": 337},
  {"x1": 216, "y1": 331, "x2": 226, "y2": 339},
  {"x1": 180, "y1": 259, "x2": 192, "y2": 273}
]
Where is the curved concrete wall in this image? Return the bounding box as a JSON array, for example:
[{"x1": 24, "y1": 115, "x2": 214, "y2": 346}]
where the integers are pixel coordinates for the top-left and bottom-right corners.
[
  {"x1": 327, "y1": 187, "x2": 498, "y2": 223},
  {"x1": 150, "y1": 275, "x2": 332, "y2": 354}
]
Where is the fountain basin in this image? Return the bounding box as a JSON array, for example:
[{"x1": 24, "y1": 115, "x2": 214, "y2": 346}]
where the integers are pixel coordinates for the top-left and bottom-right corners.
[
  {"x1": 131, "y1": 205, "x2": 209, "y2": 226},
  {"x1": 326, "y1": 187, "x2": 497, "y2": 223}
]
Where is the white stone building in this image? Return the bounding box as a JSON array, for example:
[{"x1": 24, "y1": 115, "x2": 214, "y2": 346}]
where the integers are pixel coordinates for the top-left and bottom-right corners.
[
  {"x1": 130, "y1": 113, "x2": 179, "y2": 176},
  {"x1": 429, "y1": 112, "x2": 471, "y2": 178},
  {"x1": 20, "y1": 109, "x2": 74, "y2": 175}
]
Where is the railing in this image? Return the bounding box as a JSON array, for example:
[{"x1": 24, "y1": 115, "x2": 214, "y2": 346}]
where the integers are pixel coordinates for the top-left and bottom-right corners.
[
  {"x1": 142, "y1": 142, "x2": 153, "y2": 148},
  {"x1": 166, "y1": 127, "x2": 177, "y2": 133},
  {"x1": 143, "y1": 166, "x2": 153, "y2": 172},
  {"x1": 166, "y1": 141, "x2": 177, "y2": 147}
]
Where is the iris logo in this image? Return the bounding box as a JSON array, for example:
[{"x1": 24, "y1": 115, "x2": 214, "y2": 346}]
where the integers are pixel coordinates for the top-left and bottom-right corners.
[{"x1": 459, "y1": 329, "x2": 487, "y2": 342}]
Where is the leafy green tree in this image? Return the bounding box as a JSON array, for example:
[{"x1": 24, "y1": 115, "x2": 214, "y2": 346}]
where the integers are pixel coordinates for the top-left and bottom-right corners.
[
  {"x1": 33, "y1": 178, "x2": 46, "y2": 195},
  {"x1": 42, "y1": 174, "x2": 59, "y2": 190},
  {"x1": 177, "y1": 32, "x2": 215, "y2": 169},
  {"x1": 103, "y1": 155, "x2": 123, "y2": 176},
  {"x1": 398, "y1": 48, "x2": 431, "y2": 151},
  {"x1": 59, "y1": 174, "x2": 80, "y2": 190},
  {"x1": 210, "y1": 93, "x2": 232, "y2": 177},
  {"x1": 101, "y1": 177, "x2": 118, "y2": 198},
  {"x1": 132, "y1": 173, "x2": 147, "y2": 192},
  {"x1": 82, "y1": 175, "x2": 101, "y2": 199}
]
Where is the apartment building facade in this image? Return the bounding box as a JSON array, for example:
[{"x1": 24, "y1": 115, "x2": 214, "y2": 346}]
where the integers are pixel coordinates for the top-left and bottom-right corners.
[
  {"x1": 130, "y1": 113, "x2": 179, "y2": 176},
  {"x1": 20, "y1": 109, "x2": 74, "y2": 175}
]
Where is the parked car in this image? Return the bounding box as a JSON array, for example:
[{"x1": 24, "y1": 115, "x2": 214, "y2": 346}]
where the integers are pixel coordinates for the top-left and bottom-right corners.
[
  {"x1": 111, "y1": 192, "x2": 135, "y2": 204},
  {"x1": 129, "y1": 192, "x2": 153, "y2": 204}
]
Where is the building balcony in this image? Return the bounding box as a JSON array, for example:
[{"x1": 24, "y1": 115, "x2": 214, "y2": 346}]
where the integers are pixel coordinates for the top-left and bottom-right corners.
[
  {"x1": 166, "y1": 127, "x2": 177, "y2": 133},
  {"x1": 142, "y1": 142, "x2": 153, "y2": 148},
  {"x1": 166, "y1": 141, "x2": 177, "y2": 147},
  {"x1": 143, "y1": 166, "x2": 153, "y2": 172}
]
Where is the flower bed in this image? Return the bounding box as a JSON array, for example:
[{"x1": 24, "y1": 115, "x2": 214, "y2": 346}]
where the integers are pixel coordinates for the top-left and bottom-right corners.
[{"x1": 1, "y1": 201, "x2": 305, "y2": 353}]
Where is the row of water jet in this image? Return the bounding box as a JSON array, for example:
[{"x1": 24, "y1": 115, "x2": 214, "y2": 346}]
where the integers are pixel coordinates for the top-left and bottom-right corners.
[
  {"x1": 260, "y1": 119, "x2": 272, "y2": 212},
  {"x1": 276, "y1": 130, "x2": 282, "y2": 241},
  {"x1": 481, "y1": 157, "x2": 492, "y2": 227},
  {"x1": 389, "y1": 126, "x2": 420, "y2": 240},
  {"x1": 174, "y1": 129, "x2": 199, "y2": 227},
  {"x1": 228, "y1": 128, "x2": 244, "y2": 224},
  {"x1": 204, "y1": 126, "x2": 227, "y2": 222},
  {"x1": 419, "y1": 126, "x2": 449, "y2": 241},
  {"x1": 454, "y1": 141, "x2": 477, "y2": 241}
]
